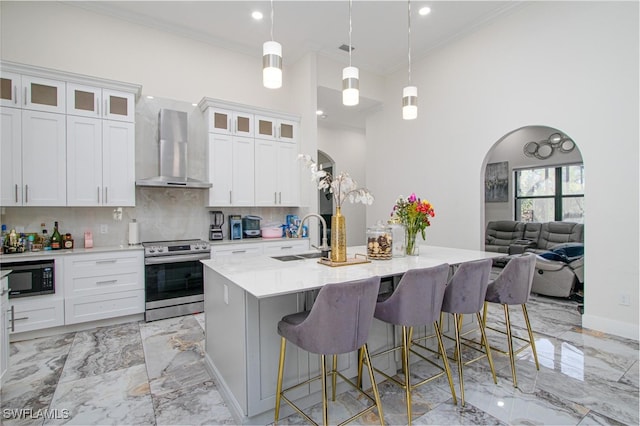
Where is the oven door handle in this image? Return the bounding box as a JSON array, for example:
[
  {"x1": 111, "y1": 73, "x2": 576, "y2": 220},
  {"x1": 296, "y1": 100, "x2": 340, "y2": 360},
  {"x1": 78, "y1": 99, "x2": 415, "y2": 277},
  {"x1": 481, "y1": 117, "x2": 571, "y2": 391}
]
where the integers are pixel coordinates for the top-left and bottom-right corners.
[{"x1": 144, "y1": 253, "x2": 210, "y2": 265}]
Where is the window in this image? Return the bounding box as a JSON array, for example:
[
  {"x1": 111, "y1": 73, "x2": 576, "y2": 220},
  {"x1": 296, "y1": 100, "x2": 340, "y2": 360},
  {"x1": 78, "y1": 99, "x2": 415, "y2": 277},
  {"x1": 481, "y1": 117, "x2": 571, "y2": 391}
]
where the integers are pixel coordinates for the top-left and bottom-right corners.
[{"x1": 515, "y1": 164, "x2": 584, "y2": 223}]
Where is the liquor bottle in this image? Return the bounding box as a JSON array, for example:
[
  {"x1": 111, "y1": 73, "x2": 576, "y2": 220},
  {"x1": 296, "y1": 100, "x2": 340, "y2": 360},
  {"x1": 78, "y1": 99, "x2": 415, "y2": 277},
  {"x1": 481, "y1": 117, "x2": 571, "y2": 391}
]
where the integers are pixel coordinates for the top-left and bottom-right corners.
[
  {"x1": 50, "y1": 221, "x2": 62, "y2": 250},
  {"x1": 1, "y1": 224, "x2": 7, "y2": 246}
]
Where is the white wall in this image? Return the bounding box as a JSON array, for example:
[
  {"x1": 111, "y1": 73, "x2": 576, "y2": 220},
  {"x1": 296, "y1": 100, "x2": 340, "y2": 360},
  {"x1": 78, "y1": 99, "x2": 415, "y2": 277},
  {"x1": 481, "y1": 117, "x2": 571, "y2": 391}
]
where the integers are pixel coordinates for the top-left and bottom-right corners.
[
  {"x1": 317, "y1": 124, "x2": 368, "y2": 245},
  {"x1": 366, "y1": 2, "x2": 639, "y2": 339}
]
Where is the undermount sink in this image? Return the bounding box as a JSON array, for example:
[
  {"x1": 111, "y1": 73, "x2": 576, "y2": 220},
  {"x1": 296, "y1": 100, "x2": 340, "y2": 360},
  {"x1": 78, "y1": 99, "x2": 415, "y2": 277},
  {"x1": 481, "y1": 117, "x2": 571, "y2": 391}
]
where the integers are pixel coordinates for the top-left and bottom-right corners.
[{"x1": 272, "y1": 252, "x2": 326, "y2": 262}]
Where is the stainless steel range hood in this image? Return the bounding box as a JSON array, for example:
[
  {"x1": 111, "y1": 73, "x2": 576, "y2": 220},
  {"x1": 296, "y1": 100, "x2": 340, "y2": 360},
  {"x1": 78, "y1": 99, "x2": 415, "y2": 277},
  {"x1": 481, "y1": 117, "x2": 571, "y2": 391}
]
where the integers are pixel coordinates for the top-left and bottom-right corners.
[{"x1": 136, "y1": 109, "x2": 212, "y2": 189}]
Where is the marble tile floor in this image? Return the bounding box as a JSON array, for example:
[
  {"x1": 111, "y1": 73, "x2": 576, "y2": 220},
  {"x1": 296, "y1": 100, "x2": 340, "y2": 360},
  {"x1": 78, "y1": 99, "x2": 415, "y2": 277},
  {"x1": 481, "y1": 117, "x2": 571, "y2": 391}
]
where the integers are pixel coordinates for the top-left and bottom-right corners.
[{"x1": 1, "y1": 295, "x2": 637, "y2": 426}]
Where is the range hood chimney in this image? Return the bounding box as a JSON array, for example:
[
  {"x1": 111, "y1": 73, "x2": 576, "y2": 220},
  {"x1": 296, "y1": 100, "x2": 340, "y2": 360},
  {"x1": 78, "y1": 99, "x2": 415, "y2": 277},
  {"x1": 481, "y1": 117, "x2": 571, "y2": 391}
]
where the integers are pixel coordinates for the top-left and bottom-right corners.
[{"x1": 135, "y1": 109, "x2": 212, "y2": 189}]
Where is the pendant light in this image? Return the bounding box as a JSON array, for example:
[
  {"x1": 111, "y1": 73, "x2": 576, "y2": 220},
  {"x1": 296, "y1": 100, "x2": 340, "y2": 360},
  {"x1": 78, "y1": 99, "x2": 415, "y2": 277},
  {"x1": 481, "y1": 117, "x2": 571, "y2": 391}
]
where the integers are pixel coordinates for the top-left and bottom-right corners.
[
  {"x1": 263, "y1": 0, "x2": 282, "y2": 89},
  {"x1": 402, "y1": 0, "x2": 417, "y2": 120},
  {"x1": 342, "y1": 0, "x2": 359, "y2": 106}
]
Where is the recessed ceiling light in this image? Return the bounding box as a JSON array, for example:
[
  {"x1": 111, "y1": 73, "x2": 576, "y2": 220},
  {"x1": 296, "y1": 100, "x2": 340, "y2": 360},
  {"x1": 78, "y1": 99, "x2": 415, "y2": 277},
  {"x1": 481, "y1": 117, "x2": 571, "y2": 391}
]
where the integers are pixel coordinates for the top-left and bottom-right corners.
[
  {"x1": 146, "y1": 95, "x2": 154, "y2": 99},
  {"x1": 419, "y1": 6, "x2": 431, "y2": 16},
  {"x1": 316, "y1": 110, "x2": 324, "y2": 116},
  {"x1": 252, "y1": 11, "x2": 263, "y2": 20}
]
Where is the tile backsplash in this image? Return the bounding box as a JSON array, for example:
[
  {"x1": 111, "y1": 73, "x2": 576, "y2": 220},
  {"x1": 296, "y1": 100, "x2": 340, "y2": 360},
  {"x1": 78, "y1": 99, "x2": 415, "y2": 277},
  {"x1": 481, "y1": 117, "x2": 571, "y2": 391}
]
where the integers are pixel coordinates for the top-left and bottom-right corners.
[{"x1": 1, "y1": 96, "x2": 302, "y2": 247}]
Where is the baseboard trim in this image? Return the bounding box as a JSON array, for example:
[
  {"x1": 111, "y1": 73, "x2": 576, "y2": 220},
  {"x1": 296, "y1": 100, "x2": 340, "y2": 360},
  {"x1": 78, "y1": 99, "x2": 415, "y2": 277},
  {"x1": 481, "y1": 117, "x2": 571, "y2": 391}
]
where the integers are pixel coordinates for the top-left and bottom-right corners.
[{"x1": 582, "y1": 313, "x2": 639, "y2": 341}]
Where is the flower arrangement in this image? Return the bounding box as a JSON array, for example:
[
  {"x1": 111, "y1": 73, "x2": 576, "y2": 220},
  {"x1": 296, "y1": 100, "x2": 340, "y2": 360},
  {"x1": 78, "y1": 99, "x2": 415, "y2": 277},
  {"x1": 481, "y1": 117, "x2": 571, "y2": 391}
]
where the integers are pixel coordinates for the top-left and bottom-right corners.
[
  {"x1": 298, "y1": 154, "x2": 374, "y2": 208},
  {"x1": 391, "y1": 193, "x2": 435, "y2": 255}
]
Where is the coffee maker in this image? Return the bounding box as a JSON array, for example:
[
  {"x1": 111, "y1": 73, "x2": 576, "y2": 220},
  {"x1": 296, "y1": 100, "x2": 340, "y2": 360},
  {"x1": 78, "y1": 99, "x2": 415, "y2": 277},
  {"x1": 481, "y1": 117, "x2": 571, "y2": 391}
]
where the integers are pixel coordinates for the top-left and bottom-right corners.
[
  {"x1": 209, "y1": 211, "x2": 224, "y2": 241},
  {"x1": 229, "y1": 215, "x2": 243, "y2": 240}
]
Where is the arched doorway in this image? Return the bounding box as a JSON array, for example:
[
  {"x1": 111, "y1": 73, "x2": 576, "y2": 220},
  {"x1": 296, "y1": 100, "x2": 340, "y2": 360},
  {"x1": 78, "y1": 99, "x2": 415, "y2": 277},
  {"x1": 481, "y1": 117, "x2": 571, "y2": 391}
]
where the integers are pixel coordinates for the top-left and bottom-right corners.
[{"x1": 483, "y1": 125, "x2": 585, "y2": 312}]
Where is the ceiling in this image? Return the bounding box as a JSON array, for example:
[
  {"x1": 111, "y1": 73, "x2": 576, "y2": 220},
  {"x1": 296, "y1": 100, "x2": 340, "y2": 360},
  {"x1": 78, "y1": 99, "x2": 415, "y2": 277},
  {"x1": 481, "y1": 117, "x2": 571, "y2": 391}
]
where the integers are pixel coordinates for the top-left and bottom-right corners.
[{"x1": 68, "y1": 1, "x2": 523, "y2": 128}]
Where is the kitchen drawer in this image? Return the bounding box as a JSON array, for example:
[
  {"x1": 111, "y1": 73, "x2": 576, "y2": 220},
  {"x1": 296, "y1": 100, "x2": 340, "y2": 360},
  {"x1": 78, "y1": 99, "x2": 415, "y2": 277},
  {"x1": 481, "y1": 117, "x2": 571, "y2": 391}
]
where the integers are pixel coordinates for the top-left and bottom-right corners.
[
  {"x1": 66, "y1": 271, "x2": 142, "y2": 296},
  {"x1": 65, "y1": 290, "x2": 144, "y2": 325},
  {"x1": 66, "y1": 252, "x2": 142, "y2": 277},
  {"x1": 211, "y1": 244, "x2": 263, "y2": 258},
  {"x1": 8, "y1": 296, "x2": 64, "y2": 333},
  {"x1": 262, "y1": 240, "x2": 309, "y2": 255}
]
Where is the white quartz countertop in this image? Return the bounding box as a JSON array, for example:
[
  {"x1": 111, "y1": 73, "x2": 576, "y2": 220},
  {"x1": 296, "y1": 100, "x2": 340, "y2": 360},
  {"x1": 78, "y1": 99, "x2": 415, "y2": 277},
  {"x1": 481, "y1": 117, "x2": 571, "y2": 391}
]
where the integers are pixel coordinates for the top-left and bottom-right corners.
[
  {"x1": 0, "y1": 244, "x2": 144, "y2": 262},
  {"x1": 201, "y1": 244, "x2": 503, "y2": 299}
]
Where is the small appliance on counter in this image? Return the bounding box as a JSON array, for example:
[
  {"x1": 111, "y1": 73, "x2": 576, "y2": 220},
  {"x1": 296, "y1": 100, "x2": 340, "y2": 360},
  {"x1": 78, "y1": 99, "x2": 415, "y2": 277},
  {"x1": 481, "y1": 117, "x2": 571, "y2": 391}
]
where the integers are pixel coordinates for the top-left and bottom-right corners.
[
  {"x1": 209, "y1": 211, "x2": 224, "y2": 241},
  {"x1": 229, "y1": 215, "x2": 243, "y2": 240},
  {"x1": 242, "y1": 215, "x2": 262, "y2": 238}
]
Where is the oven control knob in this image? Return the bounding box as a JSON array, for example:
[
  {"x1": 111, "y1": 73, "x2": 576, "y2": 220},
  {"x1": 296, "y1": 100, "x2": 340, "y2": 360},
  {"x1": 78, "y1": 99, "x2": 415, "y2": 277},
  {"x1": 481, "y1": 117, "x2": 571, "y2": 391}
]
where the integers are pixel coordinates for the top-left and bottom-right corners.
[{"x1": 148, "y1": 249, "x2": 155, "y2": 254}]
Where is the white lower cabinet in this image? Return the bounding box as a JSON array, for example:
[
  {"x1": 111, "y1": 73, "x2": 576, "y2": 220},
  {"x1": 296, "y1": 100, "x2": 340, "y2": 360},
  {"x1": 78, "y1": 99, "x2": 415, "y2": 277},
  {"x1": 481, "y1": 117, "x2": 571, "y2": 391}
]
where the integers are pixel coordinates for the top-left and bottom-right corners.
[
  {"x1": 8, "y1": 295, "x2": 65, "y2": 334},
  {"x1": 1, "y1": 276, "x2": 9, "y2": 387},
  {"x1": 211, "y1": 239, "x2": 310, "y2": 259},
  {"x1": 64, "y1": 251, "x2": 144, "y2": 324}
]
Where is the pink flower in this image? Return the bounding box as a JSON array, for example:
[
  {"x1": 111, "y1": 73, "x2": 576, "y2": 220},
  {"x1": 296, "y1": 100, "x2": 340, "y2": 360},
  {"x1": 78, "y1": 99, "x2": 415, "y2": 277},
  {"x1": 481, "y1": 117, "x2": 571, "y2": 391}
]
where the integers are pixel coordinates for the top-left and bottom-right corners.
[{"x1": 407, "y1": 193, "x2": 417, "y2": 203}]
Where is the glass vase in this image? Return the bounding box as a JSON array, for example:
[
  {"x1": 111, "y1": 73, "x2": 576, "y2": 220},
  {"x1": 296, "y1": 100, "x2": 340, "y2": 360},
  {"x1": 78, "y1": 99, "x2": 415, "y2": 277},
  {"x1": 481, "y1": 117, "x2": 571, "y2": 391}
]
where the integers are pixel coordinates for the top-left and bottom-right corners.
[
  {"x1": 331, "y1": 207, "x2": 347, "y2": 262},
  {"x1": 405, "y1": 227, "x2": 420, "y2": 256}
]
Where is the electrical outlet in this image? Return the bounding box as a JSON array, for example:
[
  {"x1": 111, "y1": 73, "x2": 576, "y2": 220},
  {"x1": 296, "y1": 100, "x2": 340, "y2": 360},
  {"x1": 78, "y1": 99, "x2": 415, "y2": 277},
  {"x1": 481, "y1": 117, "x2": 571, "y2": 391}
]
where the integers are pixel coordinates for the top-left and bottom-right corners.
[
  {"x1": 100, "y1": 224, "x2": 108, "y2": 234},
  {"x1": 619, "y1": 294, "x2": 631, "y2": 306}
]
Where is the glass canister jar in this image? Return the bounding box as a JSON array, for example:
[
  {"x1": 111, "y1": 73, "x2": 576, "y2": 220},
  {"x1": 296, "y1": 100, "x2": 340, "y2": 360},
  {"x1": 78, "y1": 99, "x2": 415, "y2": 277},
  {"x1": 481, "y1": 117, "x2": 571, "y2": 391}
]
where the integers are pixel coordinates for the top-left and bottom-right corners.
[
  {"x1": 388, "y1": 220, "x2": 406, "y2": 257},
  {"x1": 367, "y1": 222, "x2": 393, "y2": 260}
]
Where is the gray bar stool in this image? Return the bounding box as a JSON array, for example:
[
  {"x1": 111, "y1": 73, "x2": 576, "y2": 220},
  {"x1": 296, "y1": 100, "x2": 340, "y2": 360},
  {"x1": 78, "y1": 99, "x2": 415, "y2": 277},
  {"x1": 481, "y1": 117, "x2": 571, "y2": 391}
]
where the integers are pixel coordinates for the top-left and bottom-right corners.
[
  {"x1": 274, "y1": 276, "x2": 384, "y2": 426},
  {"x1": 440, "y1": 258, "x2": 497, "y2": 406},
  {"x1": 367, "y1": 264, "x2": 457, "y2": 425},
  {"x1": 483, "y1": 253, "x2": 539, "y2": 388}
]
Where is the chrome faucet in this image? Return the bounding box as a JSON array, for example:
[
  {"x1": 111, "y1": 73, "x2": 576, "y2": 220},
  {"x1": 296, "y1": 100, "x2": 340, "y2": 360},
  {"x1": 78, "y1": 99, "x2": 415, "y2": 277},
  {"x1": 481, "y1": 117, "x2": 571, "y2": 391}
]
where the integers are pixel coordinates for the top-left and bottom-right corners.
[{"x1": 299, "y1": 213, "x2": 330, "y2": 252}]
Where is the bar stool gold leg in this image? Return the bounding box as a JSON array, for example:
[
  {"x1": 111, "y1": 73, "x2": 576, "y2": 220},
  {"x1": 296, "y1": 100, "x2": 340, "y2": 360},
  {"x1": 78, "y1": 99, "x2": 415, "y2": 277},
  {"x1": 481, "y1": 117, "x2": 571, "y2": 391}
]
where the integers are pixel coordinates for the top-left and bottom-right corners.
[
  {"x1": 274, "y1": 337, "x2": 286, "y2": 423},
  {"x1": 452, "y1": 313, "x2": 465, "y2": 406},
  {"x1": 476, "y1": 312, "x2": 497, "y2": 384},
  {"x1": 434, "y1": 322, "x2": 457, "y2": 405},
  {"x1": 362, "y1": 344, "x2": 385, "y2": 426},
  {"x1": 401, "y1": 326, "x2": 412, "y2": 425},
  {"x1": 503, "y1": 305, "x2": 518, "y2": 387},
  {"x1": 522, "y1": 304, "x2": 540, "y2": 370},
  {"x1": 332, "y1": 354, "x2": 338, "y2": 401},
  {"x1": 320, "y1": 354, "x2": 328, "y2": 425}
]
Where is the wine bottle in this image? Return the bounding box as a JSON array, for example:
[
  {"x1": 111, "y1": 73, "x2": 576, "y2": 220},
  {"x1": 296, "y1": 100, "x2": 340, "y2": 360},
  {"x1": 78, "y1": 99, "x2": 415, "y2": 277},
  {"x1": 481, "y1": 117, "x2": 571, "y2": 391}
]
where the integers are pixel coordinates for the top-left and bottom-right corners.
[{"x1": 51, "y1": 221, "x2": 62, "y2": 250}]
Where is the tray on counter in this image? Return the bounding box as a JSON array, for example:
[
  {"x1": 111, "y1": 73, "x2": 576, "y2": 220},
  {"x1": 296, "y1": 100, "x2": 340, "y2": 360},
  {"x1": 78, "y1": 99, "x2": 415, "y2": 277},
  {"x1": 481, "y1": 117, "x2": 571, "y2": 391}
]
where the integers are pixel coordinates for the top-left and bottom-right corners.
[{"x1": 317, "y1": 253, "x2": 371, "y2": 267}]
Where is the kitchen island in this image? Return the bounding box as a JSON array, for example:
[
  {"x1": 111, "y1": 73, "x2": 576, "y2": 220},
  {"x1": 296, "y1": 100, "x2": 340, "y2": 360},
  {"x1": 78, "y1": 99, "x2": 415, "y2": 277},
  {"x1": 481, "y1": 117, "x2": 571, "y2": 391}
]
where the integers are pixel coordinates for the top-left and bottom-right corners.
[{"x1": 201, "y1": 245, "x2": 502, "y2": 424}]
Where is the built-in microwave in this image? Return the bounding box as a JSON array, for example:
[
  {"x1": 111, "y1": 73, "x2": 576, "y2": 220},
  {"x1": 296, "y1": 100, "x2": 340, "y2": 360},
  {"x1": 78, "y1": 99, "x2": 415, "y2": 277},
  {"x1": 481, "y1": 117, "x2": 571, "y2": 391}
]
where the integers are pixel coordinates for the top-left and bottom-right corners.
[{"x1": 1, "y1": 259, "x2": 55, "y2": 298}]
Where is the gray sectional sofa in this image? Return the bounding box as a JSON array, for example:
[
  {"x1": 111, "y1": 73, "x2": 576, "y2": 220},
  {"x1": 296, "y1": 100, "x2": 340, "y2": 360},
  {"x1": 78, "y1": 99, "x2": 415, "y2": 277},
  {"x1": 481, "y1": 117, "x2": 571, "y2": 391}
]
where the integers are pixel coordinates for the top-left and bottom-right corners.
[{"x1": 485, "y1": 221, "x2": 584, "y2": 298}]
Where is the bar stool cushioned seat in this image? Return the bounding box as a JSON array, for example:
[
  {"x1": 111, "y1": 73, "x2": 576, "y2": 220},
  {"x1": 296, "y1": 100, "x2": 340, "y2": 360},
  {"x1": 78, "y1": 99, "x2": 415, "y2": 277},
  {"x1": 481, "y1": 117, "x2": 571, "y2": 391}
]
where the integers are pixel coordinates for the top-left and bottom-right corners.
[
  {"x1": 275, "y1": 276, "x2": 384, "y2": 426},
  {"x1": 440, "y1": 258, "x2": 497, "y2": 406},
  {"x1": 483, "y1": 252, "x2": 539, "y2": 388},
  {"x1": 370, "y1": 264, "x2": 457, "y2": 425}
]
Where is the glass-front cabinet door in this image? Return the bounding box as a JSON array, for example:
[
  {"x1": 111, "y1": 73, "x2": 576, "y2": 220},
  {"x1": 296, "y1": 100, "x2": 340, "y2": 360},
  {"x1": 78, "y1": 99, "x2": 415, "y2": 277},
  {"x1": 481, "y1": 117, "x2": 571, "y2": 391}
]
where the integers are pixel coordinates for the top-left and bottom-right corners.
[
  {"x1": 233, "y1": 111, "x2": 253, "y2": 137},
  {"x1": 207, "y1": 107, "x2": 233, "y2": 135},
  {"x1": 255, "y1": 115, "x2": 276, "y2": 140},
  {"x1": 21, "y1": 75, "x2": 65, "y2": 114},
  {"x1": 67, "y1": 83, "x2": 101, "y2": 118},
  {"x1": 0, "y1": 72, "x2": 21, "y2": 107},
  {"x1": 278, "y1": 119, "x2": 297, "y2": 142},
  {"x1": 103, "y1": 89, "x2": 134, "y2": 122}
]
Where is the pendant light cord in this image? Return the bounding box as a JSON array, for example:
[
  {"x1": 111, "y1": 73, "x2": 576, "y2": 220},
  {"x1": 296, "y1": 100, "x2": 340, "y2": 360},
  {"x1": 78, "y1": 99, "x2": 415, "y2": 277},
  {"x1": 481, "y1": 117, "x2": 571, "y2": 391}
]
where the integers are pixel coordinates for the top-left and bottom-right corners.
[
  {"x1": 270, "y1": 0, "x2": 274, "y2": 41},
  {"x1": 348, "y1": 0, "x2": 353, "y2": 67},
  {"x1": 407, "y1": 0, "x2": 412, "y2": 84}
]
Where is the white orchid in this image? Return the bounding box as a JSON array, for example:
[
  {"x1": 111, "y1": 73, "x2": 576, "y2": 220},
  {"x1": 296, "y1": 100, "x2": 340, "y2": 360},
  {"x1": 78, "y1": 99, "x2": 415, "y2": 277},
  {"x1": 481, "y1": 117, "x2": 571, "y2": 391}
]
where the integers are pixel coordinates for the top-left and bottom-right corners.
[{"x1": 298, "y1": 154, "x2": 374, "y2": 208}]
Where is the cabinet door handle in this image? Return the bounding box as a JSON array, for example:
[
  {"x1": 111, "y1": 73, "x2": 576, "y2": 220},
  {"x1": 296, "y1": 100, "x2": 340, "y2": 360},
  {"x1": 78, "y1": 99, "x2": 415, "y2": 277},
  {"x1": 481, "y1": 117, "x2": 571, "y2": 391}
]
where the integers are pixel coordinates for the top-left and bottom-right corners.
[
  {"x1": 232, "y1": 250, "x2": 247, "y2": 254},
  {"x1": 97, "y1": 186, "x2": 101, "y2": 203},
  {"x1": 13, "y1": 85, "x2": 17, "y2": 104},
  {"x1": 24, "y1": 185, "x2": 28, "y2": 203},
  {"x1": 9, "y1": 305, "x2": 14, "y2": 332},
  {"x1": 96, "y1": 279, "x2": 118, "y2": 285},
  {"x1": 104, "y1": 187, "x2": 108, "y2": 204},
  {"x1": 279, "y1": 192, "x2": 282, "y2": 204},
  {"x1": 14, "y1": 184, "x2": 18, "y2": 203},
  {"x1": 229, "y1": 191, "x2": 232, "y2": 204},
  {"x1": 104, "y1": 99, "x2": 108, "y2": 116},
  {"x1": 228, "y1": 118, "x2": 232, "y2": 133},
  {"x1": 24, "y1": 87, "x2": 27, "y2": 106},
  {"x1": 96, "y1": 98, "x2": 100, "y2": 116},
  {"x1": 274, "y1": 192, "x2": 277, "y2": 204},
  {"x1": 96, "y1": 259, "x2": 117, "y2": 264},
  {"x1": 281, "y1": 246, "x2": 293, "y2": 250}
]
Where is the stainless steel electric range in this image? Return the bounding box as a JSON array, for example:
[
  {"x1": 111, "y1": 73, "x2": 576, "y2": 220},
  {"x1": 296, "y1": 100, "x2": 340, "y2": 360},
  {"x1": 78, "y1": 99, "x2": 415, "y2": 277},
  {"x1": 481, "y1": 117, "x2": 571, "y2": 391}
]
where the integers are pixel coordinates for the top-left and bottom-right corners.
[{"x1": 142, "y1": 239, "x2": 210, "y2": 322}]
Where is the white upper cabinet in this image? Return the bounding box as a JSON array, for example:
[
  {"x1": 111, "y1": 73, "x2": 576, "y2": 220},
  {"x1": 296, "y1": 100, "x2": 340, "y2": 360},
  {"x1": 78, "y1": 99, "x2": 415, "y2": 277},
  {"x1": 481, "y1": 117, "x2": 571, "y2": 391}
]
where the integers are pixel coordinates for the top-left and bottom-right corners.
[
  {"x1": 0, "y1": 72, "x2": 21, "y2": 108},
  {"x1": 102, "y1": 120, "x2": 135, "y2": 206},
  {"x1": 254, "y1": 116, "x2": 298, "y2": 142},
  {"x1": 22, "y1": 110, "x2": 67, "y2": 206},
  {"x1": 0, "y1": 107, "x2": 22, "y2": 206},
  {"x1": 21, "y1": 75, "x2": 66, "y2": 114},
  {"x1": 67, "y1": 84, "x2": 134, "y2": 122},
  {"x1": 206, "y1": 107, "x2": 253, "y2": 137}
]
